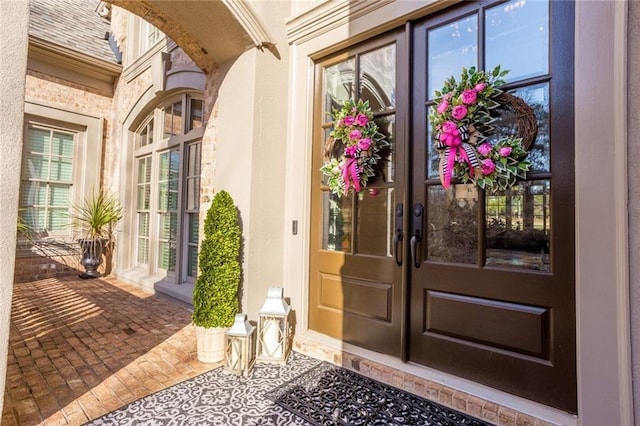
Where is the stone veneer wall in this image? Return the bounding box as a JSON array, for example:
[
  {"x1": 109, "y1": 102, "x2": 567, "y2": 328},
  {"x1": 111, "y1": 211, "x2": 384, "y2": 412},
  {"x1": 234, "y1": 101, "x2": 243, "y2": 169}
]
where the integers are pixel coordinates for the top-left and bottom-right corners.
[{"x1": 16, "y1": 67, "x2": 114, "y2": 283}]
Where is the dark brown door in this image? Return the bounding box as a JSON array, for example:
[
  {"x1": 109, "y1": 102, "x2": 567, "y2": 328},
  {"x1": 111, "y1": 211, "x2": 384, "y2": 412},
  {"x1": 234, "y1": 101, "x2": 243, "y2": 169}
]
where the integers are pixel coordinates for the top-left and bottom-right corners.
[
  {"x1": 309, "y1": 0, "x2": 576, "y2": 413},
  {"x1": 408, "y1": 0, "x2": 576, "y2": 413},
  {"x1": 309, "y1": 30, "x2": 408, "y2": 356}
]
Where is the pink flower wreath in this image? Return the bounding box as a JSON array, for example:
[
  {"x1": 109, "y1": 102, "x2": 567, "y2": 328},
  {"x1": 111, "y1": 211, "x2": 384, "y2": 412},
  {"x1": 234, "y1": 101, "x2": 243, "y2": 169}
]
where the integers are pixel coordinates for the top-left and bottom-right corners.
[
  {"x1": 429, "y1": 66, "x2": 533, "y2": 192},
  {"x1": 321, "y1": 99, "x2": 389, "y2": 197}
]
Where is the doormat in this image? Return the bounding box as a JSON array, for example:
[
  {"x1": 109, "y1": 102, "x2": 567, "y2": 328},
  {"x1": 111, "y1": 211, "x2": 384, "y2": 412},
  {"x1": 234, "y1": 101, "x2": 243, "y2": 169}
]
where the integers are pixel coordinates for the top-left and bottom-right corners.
[{"x1": 265, "y1": 363, "x2": 491, "y2": 426}]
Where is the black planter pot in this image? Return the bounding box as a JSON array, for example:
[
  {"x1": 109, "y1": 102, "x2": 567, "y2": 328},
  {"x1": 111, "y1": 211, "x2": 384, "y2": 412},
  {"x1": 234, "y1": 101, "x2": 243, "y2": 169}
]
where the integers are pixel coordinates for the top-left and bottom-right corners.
[{"x1": 78, "y1": 238, "x2": 105, "y2": 279}]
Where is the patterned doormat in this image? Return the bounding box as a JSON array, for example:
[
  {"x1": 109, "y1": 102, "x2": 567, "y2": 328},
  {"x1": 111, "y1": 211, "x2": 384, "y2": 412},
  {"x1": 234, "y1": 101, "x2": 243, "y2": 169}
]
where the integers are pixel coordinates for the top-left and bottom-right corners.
[
  {"x1": 265, "y1": 362, "x2": 491, "y2": 426},
  {"x1": 87, "y1": 351, "x2": 491, "y2": 425}
]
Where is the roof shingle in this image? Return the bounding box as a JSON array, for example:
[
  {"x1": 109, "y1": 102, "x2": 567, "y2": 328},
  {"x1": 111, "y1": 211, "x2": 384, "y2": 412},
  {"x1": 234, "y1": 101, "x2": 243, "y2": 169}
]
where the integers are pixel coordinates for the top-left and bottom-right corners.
[{"x1": 29, "y1": 0, "x2": 118, "y2": 64}]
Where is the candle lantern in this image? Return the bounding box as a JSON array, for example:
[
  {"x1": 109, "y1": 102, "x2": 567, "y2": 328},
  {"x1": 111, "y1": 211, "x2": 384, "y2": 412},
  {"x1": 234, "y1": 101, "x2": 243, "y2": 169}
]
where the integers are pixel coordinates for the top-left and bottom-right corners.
[
  {"x1": 256, "y1": 287, "x2": 291, "y2": 364},
  {"x1": 224, "y1": 313, "x2": 256, "y2": 376}
]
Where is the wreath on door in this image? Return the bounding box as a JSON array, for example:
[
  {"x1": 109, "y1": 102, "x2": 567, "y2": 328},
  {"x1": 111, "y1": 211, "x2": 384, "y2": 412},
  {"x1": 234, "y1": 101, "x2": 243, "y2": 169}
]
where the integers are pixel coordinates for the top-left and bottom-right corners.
[
  {"x1": 320, "y1": 99, "x2": 389, "y2": 197},
  {"x1": 429, "y1": 66, "x2": 537, "y2": 192}
]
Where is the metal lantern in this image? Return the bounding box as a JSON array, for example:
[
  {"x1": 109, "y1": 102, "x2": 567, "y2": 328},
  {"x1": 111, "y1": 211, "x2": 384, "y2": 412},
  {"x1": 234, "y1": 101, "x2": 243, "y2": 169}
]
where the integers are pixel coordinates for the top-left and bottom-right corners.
[
  {"x1": 256, "y1": 287, "x2": 291, "y2": 364},
  {"x1": 224, "y1": 313, "x2": 256, "y2": 376}
]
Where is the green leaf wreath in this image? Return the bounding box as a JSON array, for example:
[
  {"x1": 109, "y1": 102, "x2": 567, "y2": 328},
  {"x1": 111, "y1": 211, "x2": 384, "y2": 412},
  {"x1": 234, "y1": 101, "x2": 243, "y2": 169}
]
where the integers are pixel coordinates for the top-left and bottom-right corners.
[
  {"x1": 320, "y1": 99, "x2": 389, "y2": 197},
  {"x1": 429, "y1": 65, "x2": 532, "y2": 192}
]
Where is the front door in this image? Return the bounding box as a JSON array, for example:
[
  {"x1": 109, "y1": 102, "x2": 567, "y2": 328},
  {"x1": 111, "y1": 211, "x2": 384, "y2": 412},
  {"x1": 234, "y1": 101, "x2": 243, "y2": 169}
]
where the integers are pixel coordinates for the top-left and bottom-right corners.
[{"x1": 309, "y1": 0, "x2": 576, "y2": 413}]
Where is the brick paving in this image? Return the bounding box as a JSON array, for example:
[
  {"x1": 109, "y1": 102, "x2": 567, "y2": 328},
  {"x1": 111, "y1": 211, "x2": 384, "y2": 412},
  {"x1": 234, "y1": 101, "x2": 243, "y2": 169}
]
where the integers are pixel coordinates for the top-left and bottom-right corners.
[{"x1": 2, "y1": 277, "x2": 219, "y2": 425}]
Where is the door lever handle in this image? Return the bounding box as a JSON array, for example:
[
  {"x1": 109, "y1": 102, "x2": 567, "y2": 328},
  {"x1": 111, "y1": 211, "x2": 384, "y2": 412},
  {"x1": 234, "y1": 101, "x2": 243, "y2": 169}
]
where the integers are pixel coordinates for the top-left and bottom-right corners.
[
  {"x1": 393, "y1": 203, "x2": 403, "y2": 266},
  {"x1": 411, "y1": 203, "x2": 424, "y2": 268}
]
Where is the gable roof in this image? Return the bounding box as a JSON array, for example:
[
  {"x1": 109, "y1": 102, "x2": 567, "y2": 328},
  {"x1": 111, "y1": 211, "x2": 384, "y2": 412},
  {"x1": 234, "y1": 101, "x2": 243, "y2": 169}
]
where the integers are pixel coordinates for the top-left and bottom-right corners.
[{"x1": 29, "y1": 0, "x2": 118, "y2": 64}]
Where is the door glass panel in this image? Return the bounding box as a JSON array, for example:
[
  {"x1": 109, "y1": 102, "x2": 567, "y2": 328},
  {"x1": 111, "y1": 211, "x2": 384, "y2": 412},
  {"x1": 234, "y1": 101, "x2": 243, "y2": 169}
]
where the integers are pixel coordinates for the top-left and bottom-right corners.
[
  {"x1": 427, "y1": 184, "x2": 478, "y2": 264},
  {"x1": 428, "y1": 15, "x2": 478, "y2": 99},
  {"x1": 375, "y1": 115, "x2": 395, "y2": 183},
  {"x1": 485, "y1": 0, "x2": 549, "y2": 82},
  {"x1": 357, "y1": 188, "x2": 394, "y2": 256},
  {"x1": 486, "y1": 180, "x2": 550, "y2": 271},
  {"x1": 322, "y1": 191, "x2": 353, "y2": 252},
  {"x1": 492, "y1": 84, "x2": 550, "y2": 173},
  {"x1": 427, "y1": 120, "x2": 440, "y2": 179},
  {"x1": 325, "y1": 59, "x2": 355, "y2": 117},
  {"x1": 359, "y1": 44, "x2": 396, "y2": 112}
]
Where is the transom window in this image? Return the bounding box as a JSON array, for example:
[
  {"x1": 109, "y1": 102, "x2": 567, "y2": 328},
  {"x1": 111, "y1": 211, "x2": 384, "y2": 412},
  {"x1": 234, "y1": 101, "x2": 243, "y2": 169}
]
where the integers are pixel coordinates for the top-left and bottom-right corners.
[{"x1": 134, "y1": 93, "x2": 203, "y2": 283}]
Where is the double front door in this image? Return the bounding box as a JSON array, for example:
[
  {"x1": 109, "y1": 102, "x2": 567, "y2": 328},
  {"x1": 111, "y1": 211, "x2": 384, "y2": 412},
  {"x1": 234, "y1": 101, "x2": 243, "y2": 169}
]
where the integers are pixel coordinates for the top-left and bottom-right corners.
[{"x1": 308, "y1": 0, "x2": 576, "y2": 413}]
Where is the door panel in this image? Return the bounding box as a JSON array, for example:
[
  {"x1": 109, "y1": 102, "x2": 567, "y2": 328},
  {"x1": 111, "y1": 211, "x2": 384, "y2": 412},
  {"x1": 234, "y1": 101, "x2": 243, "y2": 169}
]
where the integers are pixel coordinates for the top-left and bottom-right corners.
[
  {"x1": 409, "y1": 0, "x2": 576, "y2": 413},
  {"x1": 309, "y1": 30, "x2": 407, "y2": 356}
]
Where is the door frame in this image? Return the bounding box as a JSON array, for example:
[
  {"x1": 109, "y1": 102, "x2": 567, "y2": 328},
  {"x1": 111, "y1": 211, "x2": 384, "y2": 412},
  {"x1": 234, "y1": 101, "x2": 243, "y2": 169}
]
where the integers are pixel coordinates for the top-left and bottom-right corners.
[{"x1": 282, "y1": 1, "x2": 632, "y2": 423}]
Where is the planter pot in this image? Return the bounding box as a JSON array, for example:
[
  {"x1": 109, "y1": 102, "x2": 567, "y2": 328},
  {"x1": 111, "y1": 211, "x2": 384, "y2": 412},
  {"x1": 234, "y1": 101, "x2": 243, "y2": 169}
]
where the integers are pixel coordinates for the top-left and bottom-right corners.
[
  {"x1": 78, "y1": 238, "x2": 105, "y2": 279},
  {"x1": 194, "y1": 325, "x2": 227, "y2": 363}
]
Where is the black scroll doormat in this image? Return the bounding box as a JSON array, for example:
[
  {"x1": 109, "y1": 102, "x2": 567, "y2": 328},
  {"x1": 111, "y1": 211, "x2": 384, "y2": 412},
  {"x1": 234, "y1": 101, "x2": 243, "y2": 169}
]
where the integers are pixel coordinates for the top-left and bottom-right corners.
[{"x1": 265, "y1": 363, "x2": 492, "y2": 426}]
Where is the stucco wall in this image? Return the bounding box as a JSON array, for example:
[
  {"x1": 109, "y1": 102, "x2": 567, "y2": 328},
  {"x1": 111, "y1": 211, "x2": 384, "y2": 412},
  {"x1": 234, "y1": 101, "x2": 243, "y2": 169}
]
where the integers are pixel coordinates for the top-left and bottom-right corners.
[
  {"x1": 213, "y1": 2, "x2": 291, "y2": 318},
  {"x1": 628, "y1": 0, "x2": 640, "y2": 419},
  {"x1": 0, "y1": 0, "x2": 29, "y2": 418}
]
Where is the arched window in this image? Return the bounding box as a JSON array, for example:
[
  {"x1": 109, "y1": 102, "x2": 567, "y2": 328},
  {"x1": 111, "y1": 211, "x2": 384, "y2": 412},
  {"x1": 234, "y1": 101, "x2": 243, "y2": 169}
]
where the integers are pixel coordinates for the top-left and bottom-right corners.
[{"x1": 134, "y1": 93, "x2": 203, "y2": 283}]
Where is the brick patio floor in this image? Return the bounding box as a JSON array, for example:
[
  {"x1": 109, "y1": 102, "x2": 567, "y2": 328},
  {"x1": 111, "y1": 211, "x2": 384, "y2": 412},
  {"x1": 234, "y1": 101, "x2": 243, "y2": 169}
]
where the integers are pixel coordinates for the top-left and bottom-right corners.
[{"x1": 1, "y1": 276, "x2": 219, "y2": 425}]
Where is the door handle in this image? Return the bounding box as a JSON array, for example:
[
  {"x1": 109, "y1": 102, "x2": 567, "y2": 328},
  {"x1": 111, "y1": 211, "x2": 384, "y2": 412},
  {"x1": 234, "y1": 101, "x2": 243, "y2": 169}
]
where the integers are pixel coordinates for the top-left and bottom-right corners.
[
  {"x1": 393, "y1": 203, "x2": 403, "y2": 266},
  {"x1": 410, "y1": 203, "x2": 424, "y2": 268}
]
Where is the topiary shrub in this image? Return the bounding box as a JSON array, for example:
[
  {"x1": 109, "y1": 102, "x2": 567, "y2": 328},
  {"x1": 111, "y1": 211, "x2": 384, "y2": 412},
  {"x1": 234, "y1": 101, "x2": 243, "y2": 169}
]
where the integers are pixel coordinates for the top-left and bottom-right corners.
[{"x1": 192, "y1": 190, "x2": 241, "y2": 328}]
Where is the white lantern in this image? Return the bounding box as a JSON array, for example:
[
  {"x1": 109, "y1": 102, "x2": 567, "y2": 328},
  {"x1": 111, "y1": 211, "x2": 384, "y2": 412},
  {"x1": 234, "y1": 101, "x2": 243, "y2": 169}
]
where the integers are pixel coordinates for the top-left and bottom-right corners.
[
  {"x1": 256, "y1": 287, "x2": 291, "y2": 364},
  {"x1": 224, "y1": 313, "x2": 256, "y2": 376}
]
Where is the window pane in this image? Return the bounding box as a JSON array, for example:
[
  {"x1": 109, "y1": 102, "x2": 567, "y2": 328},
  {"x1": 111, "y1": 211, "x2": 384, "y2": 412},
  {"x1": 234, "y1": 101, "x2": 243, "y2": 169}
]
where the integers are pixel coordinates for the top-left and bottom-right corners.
[
  {"x1": 486, "y1": 0, "x2": 549, "y2": 82},
  {"x1": 486, "y1": 180, "x2": 550, "y2": 271},
  {"x1": 427, "y1": 184, "x2": 478, "y2": 264},
  {"x1": 49, "y1": 208, "x2": 68, "y2": 231},
  {"x1": 26, "y1": 155, "x2": 49, "y2": 180},
  {"x1": 325, "y1": 59, "x2": 355, "y2": 118},
  {"x1": 51, "y1": 132, "x2": 73, "y2": 156},
  {"x1": 187, "y1": 142, "x2": 201, "y2": 176},
  {"x1": 158, "y1": 212, "x2": 178, "y2": 271},
  {"x1": 187, "y1": 246, "x2": 198, "y2": 278},
  {"x1": 23, "y1": 208, "x2": 45, "y2": 232},
  {"x1": 160, "y1": 212, "x2": 178, "y2": 241},
  {"x1": 50, "y1": 157, "x2": 73, "y2": 182},
  {"x1": 138, "y1": 157, "x2": 151, "y2": 184},
  {"x1": 187, "y1": 212, "x2": 199, "y2": 278},
  {"x1": 137, "y1": 212, "x2": 150, "y2": 265},
  {"x1": 359, "y1": 44, "x2": 396, "y2": 112},
  {"x1": 163, "y1": 102, "x2": 183, "y2": 138},
  {"x1": 428, "y1": 15, "x2": 478, "y2": 99},
  {"x1": 148, "y1": 120, "x2": 154, "y2": 145},
  {"x1": 357, "y1": 188, "x2": 394, "y2": 256},
  {"x1": 49, "y1": 184, "x2": 70, "y2": 206},
  {"x1": 186, "y1": 178, "x2": 199, "y2": 211},
  {"x1": 27, "y1": 128, "x2": 50, "y2": 154},
  {"x1": 137, "y1": 238, "x2": 149, "y2": 264},
  {"x1": 322, "y1": 191, "x2": 353, "y2": 252},
  {"x1": 22, "y1": 181, "x2": 47, "y2": 206},
  {"x1": 190, "y1": 99, "x2": 203, "y2": 130},
  {"x1": 188, "y1": 213, "x2": 199, "y2": 244}
]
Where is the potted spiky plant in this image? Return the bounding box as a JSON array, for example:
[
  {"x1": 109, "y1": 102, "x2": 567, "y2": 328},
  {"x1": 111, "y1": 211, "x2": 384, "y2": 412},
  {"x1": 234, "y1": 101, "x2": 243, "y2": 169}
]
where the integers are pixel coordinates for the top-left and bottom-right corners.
[
  {"x1": 73, "y1": 189, "x2": 123, "y2": 279},
  {"x1": 192, "y1": 190, "x2": 241, "y2": 363}
]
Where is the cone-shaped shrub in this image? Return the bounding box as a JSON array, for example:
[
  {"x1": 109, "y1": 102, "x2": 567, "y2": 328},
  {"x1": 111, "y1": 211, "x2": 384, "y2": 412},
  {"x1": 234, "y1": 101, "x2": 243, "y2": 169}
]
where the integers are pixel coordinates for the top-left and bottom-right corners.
[{"x1": 192, "y1": 190, "x2": 241, "y2": 328}]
